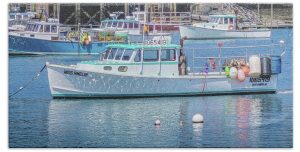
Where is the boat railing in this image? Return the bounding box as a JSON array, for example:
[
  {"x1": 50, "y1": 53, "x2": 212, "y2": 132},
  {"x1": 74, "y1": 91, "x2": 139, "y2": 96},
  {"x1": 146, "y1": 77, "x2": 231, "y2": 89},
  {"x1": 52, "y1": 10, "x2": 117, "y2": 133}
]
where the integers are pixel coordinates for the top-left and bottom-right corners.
[
  {"x1": 183, "y1": 43, "x2": 286, "y2": 76},
  {"x1": 148, "y1": 12, "x2": 191, "y2": 25}
]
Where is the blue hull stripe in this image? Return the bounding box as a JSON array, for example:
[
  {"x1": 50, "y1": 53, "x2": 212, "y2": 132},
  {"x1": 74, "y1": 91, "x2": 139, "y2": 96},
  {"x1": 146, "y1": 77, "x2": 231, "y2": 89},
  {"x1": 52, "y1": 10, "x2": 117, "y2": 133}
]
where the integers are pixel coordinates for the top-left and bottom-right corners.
[{"x1": 9, "y1": 35, "x2": 112, "y2": 54}]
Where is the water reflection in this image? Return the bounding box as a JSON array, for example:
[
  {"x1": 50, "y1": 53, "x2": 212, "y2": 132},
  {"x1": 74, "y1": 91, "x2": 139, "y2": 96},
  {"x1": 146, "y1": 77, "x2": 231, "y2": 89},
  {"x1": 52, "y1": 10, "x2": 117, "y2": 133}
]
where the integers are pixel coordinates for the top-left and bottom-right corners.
[{"x1": 46, "y1": 94, "x2": 291, "y2": 147}]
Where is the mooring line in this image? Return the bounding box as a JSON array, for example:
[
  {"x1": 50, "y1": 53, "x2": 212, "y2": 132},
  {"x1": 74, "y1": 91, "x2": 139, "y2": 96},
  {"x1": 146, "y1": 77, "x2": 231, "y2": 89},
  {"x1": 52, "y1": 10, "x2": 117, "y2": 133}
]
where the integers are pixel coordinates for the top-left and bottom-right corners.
[{"x1": 9, "y1": 64, "x2": 47, "y2": 98}]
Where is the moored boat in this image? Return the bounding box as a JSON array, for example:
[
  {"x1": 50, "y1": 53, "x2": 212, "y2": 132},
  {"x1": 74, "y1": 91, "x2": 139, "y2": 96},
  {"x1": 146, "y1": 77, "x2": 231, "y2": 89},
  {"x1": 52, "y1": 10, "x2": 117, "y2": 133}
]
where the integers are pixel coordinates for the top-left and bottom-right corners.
[
  {"x1": 46, "y1": 42, "x2": 285, "y2": 98},
  {"x1": 8, "y1": 12, "x2": 37, "y2": 32},
  {"x1": 9, "y1": 20, "x2": 128, "y2": 55},
  {"x1": 179, "y1": 14, "x2": 271, "y2": 39},
  {"x1": 133, "y1": 11, "x2": 191, "y2": 31}
]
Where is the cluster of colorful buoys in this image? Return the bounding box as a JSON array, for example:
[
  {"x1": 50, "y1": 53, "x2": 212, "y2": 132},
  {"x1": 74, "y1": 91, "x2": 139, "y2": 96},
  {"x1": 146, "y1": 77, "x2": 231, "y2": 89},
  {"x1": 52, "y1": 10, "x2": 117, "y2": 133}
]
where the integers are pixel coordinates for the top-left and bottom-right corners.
[{"x1": 224, "y1": 58, "x2": 250, "y2": 82}]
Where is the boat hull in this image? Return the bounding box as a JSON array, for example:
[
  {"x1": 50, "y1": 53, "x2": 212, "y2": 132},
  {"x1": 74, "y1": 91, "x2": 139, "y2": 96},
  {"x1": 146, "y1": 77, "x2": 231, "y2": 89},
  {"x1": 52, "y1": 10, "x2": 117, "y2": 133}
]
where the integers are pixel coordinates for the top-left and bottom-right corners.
[
  {"x1": 179, "y1": 26, "x2": 271, "y2": 39},
  {"x1": 9, "y1": 34, "x2": 108, "y2": 55},
  {"x1": 47, "y1": 64, "x2": 278, "y2": 98}
]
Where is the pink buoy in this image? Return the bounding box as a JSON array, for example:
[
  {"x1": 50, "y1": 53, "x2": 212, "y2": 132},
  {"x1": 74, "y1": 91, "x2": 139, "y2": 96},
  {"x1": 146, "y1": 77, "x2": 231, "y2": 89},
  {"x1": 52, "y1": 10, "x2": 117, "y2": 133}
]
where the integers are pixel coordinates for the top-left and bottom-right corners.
[
  {"x1": 217, "y1": 41, "x2": 224, "y2": 48},
  {"x1": 241, "y1": 65, "x2": 250, "y2": 76},
  {"x1": 237, "y1": 69, "x2": 246, "y2": 82}
]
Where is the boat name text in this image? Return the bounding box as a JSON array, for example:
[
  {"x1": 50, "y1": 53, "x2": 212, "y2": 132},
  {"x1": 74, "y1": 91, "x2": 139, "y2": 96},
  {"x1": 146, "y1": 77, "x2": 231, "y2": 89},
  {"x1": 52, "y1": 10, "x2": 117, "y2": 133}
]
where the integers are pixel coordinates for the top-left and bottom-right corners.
[{"x1": 64, "y1": 70, "x2": 88, "y2": 76}]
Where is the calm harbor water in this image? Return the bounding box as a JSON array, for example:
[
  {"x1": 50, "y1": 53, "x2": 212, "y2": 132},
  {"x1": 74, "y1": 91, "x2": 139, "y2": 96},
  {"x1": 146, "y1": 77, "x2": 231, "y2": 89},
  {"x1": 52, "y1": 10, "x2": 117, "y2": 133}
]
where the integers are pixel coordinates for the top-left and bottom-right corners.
[{"x1": 9, "y1": 28, "x2": 293, "y2": 148}]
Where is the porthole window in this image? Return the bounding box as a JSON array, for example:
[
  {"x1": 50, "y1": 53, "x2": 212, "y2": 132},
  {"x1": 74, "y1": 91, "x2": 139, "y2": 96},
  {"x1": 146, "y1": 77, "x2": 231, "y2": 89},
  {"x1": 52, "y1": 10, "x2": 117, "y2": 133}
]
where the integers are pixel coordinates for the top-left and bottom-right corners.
[
  {"x1": 104, "y1": 66, "x2": 112, "y2": 71},
  {"x1": 118, "y1": 66, "x2": 128, "y2": 72}
]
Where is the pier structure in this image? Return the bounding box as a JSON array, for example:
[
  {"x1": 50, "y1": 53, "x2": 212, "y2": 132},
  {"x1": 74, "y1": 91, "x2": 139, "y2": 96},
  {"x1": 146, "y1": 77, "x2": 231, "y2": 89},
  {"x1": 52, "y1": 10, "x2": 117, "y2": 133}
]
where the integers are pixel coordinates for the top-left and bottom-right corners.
[{"x1": 9, "y1": 3, "x2": 292, "y2": 28}]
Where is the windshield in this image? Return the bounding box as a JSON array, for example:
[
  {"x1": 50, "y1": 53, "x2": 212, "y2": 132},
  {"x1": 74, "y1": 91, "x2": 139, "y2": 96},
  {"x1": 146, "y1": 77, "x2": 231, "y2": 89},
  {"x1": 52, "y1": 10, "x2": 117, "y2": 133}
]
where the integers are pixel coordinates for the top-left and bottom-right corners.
[
  {"x1": 107, "y1": 21, "x2": 112, "y2": 27},
  {"x1": 117, "y1": 22, "x2": 123, "y2": 28},
  {"x1": 100, "y1": 21, "x2": 108, "y2": 28},
  {"x1": 108, "y1": 48, "x2": 118, "y2": 60}
]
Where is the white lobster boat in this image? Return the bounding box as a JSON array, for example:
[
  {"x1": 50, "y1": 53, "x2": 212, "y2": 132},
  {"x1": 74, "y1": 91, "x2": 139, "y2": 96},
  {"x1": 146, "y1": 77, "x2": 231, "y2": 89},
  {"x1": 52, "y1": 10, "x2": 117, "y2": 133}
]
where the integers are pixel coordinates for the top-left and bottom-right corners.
[
  {"x1": 179, "y1": 15, "x2": 271, "y2": 39},
  {"x1": 46, "y1": 42, "x2": 284, "y2": 98}
]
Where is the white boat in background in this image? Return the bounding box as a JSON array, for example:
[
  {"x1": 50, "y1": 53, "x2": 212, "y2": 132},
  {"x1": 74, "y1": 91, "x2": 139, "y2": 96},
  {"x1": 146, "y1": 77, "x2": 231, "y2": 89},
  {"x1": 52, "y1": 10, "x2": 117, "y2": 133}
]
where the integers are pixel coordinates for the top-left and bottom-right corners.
[
  {"x1": 46, "y1": 42, "x2": 285, "y2": 98},
  {"x1": 128, "y1": 32, "x2": 172, "y2": 44},
  {"x1": 179, "y1": 14, "x2": 271, "y2": 39},
  {"x1": 8, "y1": 12, "x2": 37, "y2": 31},
  {"x1": 133, "y1": 11, "x2": 191, "y2": 31}
]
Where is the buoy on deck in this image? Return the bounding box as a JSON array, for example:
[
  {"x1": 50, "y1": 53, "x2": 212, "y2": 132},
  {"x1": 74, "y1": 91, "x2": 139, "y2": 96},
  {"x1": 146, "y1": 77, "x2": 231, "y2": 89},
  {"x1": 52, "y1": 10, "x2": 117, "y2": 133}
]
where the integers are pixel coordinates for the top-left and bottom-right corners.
[
  {"x1": 192, "y1": 114, "x2": 204, "y2": 123},
  {"x1": 229, "y1": 67, "x2": 238, "y2": 79},
  {"x1": 155, "y1": 119, "x2": 161, "y2": 126},
  {"x1": 237, "y1": 69, "x2": 246, "y2": 82}
]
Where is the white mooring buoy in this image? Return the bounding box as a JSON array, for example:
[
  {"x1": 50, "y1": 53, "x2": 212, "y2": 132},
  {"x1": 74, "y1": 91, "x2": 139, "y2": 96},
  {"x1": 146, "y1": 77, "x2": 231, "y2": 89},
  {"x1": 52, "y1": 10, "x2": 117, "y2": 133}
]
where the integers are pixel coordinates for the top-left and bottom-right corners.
[
  {"x1": 155, "y1": 119, "x2": 161, "y2": 126},
  {"x1": 192, "y1": 114, "x2": 204, "y2": 123}
]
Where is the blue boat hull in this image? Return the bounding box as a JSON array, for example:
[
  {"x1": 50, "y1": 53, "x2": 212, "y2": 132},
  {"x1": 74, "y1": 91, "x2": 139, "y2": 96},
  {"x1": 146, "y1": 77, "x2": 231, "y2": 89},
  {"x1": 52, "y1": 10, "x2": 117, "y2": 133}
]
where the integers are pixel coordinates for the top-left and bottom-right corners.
[{"x1": 9, "y1": 35, "x2": 109, "y2": 55}]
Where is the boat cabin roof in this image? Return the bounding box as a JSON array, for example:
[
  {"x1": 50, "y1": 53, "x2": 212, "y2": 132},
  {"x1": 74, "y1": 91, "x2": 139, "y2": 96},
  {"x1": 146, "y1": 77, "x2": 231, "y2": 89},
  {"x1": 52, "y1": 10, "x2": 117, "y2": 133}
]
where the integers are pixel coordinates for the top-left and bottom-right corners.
[
  {"x1": 105, "y1": 44, "x2": 180, "y2": 50},
  {"x1": 101, "y1": 19, "x2": 139, "y2": 23},
  {"x1": 209, "y1": 14, "x2": 237, "y2": 18},
  {"x1": 27, "y1": 21, "x2": 60, "y2": 25}
]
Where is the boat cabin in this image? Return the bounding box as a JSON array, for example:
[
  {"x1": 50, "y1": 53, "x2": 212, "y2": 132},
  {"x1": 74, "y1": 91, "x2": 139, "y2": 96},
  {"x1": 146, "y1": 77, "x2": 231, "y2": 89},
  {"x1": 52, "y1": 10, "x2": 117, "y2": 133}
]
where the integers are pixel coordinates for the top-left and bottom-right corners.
[
  {"x1": 9, "y1": 12, "x2": 36, "y2": 21},
  {"x1": 100, "y1": 19, "x2": 140, "y2": 31},
  {"x1": 78, "y1": 44, "x2": 180, "y2": 76},
  {"x1": 196, "y1": 14, "x2": 237, "y2": 30},
  {"x1": 24, "y1": 21, "x2": 59, "y2": 34},
  {"x1": 8, "y1": 21, "x2": 63, "y2": 40}
]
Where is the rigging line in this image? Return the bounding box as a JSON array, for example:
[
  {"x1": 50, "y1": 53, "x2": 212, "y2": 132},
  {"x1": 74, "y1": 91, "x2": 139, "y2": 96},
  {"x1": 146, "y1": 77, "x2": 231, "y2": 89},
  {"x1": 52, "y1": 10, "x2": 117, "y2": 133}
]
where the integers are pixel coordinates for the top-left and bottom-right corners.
[{"x1": 9, "y1": 64, "x2": 46, "y2": 98}]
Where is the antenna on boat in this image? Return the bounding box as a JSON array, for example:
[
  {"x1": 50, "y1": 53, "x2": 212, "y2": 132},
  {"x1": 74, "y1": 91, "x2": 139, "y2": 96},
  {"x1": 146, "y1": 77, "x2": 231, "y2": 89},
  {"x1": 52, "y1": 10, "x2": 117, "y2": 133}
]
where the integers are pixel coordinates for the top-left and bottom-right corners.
[
  {"x1": 158, "y1": 3, "x2": 164, "y2": 76},
  {"x1": 140, "y1": 8, "x2": 145, "y2": 75}
]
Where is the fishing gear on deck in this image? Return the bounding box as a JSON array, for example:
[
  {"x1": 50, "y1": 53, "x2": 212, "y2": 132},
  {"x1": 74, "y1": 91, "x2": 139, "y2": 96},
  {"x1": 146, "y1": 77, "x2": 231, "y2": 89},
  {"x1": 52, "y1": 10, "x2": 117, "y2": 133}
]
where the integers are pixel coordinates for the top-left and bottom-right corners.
[{"x1": 9, "y1": 64, "x2": 47, "y2": 98}]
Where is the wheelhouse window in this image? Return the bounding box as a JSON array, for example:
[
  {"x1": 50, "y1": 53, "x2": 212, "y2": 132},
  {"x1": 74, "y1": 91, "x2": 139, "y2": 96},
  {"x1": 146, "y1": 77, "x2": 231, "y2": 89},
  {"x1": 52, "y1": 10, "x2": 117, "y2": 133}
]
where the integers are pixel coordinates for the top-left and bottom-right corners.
[
  {"x1": 16, "y1": 15, "x2": 22, "y2": 20},
  {"x1": 45, "y1": 25, "x2": 51, "y2": 32},
  {"x1": 112, "y1": 22, "x2": 118, "y2": 27},
  {"x1": 114, "y1": 49, "x2": 124, "y2": 60},
  {"x1": 124, "y1": 22, "x2": 128, "y2": 29},
  {"x1": 107, "y1": 21, "x2": 112, "y2": 28},
  {"x1": 23, "y1": 15, "x2": 28, "y2": 20},
  {"x1": 10, "y1": 15, "x2": 15, "y2": 20},
  {"x1": 102, "y1": 48, "x2": 111, "y2": 60},
  {"x1": 100, "y1": 21, "x2": 107, "y2": 28},
  {"x1": 122, "y1": 49, "x2": 133, "y2": 61},
  {"x1": 129, "y1": 23, "x2": 134, "y2": 29},
  {"x1": 134, "y1": 50, "x2": 141, "y2": 62},
  {"x1": 108, "y1": 48, "x2": 118, "y2": 60},
  {"x1": 134, "y1": 22, "x2": 139, "y2": 28},
  {"x1": 33, "y1": 24, "x2": 39, "y2": 32},
  {"x1": 224, "y1": 18, "x2": 229, "y2": 24},
  {"x1": 161, "y1": 49, "x2": 176, "y2": 61},
  {"x1": 30, "y1": 24, "x2": 35, "y2": 31},
  {"x1": 117, "y1": 22, "x2": 123, "y2": 28},
  {"x1": 219, "y1": 18, "x2": 223, "y2": 24},
  {"x1": 25, "y1": 24, "x2": 30, "y2": 31},
  {"x1": 38, "y1": 25, "x2": 43, "y2": 32},
  {"x1": 229, "y1": 18, "x2": 234, "y2": 24},
  {"x1": 51, "y1": 25, "x2": 57, "y2": 33},
  {"x1": 143, "y1": 49, "x2": 159, "y2": 62}
]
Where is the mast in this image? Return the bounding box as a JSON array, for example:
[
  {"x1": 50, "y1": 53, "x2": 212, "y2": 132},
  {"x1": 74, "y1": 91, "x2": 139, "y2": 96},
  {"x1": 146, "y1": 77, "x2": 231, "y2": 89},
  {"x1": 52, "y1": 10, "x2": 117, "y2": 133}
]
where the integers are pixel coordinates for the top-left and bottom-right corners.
[
  {"x1": 140, "y1": 4, "x2": 145, "y2": 75},
  {"x1": 270, "y1": 3, "x2": 273, "y2": 28},
  {"x1": 158, "y1": 3, "x2": 163, "y2": 76}
]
